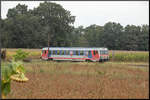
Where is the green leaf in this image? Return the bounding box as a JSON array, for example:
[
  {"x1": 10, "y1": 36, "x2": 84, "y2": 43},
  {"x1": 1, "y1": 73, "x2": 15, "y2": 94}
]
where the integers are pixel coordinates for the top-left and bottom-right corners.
[{"x1": 1, "y1": 80, "x2": 11, "y2": 96}]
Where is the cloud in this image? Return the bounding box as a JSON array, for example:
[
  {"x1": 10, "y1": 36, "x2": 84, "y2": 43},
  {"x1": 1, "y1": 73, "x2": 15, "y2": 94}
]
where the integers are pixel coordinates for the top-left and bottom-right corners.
[{"x1": 1, "y1": 1, "x2": 149, "y2": 27}]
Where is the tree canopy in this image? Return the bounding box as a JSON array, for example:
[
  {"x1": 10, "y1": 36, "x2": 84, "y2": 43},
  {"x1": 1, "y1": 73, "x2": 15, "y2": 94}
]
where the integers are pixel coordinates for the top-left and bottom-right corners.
[{"x1": 1, "y1": 2, "x2": 149, "y2": 51}]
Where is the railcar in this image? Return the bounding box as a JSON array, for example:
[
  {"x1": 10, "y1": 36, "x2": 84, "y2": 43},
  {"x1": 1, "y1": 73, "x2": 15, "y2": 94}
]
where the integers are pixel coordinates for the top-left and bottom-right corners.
[{"x1": 41, "y1": 47, "x2": 109, "y2": 62}]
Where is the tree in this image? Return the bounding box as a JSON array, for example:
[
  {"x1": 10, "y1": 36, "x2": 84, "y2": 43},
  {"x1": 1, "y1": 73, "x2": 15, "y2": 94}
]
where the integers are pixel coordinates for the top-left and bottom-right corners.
[
  {"x1": 84, "y1": 24, "x2": 104, "y2": 47},
  {"x1": 124, "y1": 25, "x2": 141, "y2": 50},
  {"x1": 32, "y1": 1, "x2": 75, "y2": 47},
  {"x1": 7, "y1": 3, "x2": 28, "y2": 18},
  {"x1": 138, "y1": 25, "x2": 149, "y2": 51},
  {"x1": 102, "y1": 22, "x2": 124, "y2": 50},
  {"x1": 70, "y1": 26, "x2": 88, "y2": 47}
]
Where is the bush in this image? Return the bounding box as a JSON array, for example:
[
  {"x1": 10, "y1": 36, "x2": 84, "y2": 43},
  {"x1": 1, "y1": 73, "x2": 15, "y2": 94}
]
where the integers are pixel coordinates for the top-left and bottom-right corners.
[{"x1": 12, "y1": 49, "x2": 29, "y2": 61}]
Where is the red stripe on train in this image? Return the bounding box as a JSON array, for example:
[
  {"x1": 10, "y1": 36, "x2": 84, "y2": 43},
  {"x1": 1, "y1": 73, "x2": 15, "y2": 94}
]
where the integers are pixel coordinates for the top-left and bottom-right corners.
[{"x1": 47, "y1": 57, "x2": 99, "y2": 60}]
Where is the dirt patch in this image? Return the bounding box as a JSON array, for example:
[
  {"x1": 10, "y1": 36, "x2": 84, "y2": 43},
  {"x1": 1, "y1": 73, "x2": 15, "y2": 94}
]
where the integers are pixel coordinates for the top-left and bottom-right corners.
[
  {"x1": 127, "y1": 64, "x2": 149, "y2": 67},
  {"x1": 6, "y1": 62, "x2": 149, "y2": 99}
]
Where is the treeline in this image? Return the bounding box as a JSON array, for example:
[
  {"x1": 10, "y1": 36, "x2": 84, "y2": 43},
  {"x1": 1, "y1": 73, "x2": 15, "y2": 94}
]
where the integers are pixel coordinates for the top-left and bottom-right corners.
[{"x1": 1, "y1": 1, "x2": 149, "y2": 51}]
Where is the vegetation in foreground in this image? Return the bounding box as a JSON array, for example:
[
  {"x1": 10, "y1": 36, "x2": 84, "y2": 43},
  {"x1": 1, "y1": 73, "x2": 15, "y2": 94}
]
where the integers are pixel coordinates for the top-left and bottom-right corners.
[{"x1": 1, "y1": 50, "x2": 29, "y2": 99}]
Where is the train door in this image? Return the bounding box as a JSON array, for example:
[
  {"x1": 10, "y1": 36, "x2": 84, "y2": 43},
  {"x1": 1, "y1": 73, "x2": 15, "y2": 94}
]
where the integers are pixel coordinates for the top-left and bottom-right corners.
[
  {"x1": 42, "y1": 50, "x2": 48, "y2": 59},
  {"x1": 88, "y1": 51, "x2": 92, "y2": 58},
  {"x1": 70, "y1": 51, "x2": 73, "y2": 59},
  {"x1": 48, "y1": 50, "x2": 51, "y2": 58},
  {"x1": 92, "y1": 50, "x2": 99, "y2": 60}
]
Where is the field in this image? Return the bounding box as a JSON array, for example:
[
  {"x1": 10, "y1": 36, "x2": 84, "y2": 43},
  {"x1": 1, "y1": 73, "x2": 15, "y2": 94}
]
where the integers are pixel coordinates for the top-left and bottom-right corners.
[
  {"x1": 1, "y1": 49, "x2": 149, "y2": 99},
  {"x1": 2, "y1": 48, "x2": 149, "y2": 62}
]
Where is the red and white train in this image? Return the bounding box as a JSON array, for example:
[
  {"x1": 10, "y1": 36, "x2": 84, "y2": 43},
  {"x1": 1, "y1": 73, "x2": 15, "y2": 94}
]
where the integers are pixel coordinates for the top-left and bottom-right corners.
[{"x1": 41, "y1": 47, "x2": 109, "y2": 62}]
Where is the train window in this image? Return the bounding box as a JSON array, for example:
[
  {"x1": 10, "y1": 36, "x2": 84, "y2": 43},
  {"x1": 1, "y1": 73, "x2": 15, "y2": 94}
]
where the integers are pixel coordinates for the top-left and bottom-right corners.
[
  {"x1": 84, "y1": 51, "x2": 88, "y2": 55},
  {"x1": 49, "y1": 50, "x2": 51, "y2": 55},
  {"x1": 57, "y1": 50, "x2": 60, "y2": 55},
  {"x1": 66, "y1": 50, "x2": 69, "y2": 55},
  {"x1": 76, "y1": 51, "x2": 79, "y2": 55},
  {"x1": 83, "y1": 51, "x2": 86, "y2": 55},
  {"x1": 53, "y1": 50, "x2": 56, "y2": 55},
  {"x1": 78, "y1": 51, "x2": 80, "y2": 55},
  {"x1": 73, "y1": 51, "x2": 75, "y2": 55},
  {"x1": 64, "y1": 50, "x2": 66, "y2": 55},
  {"x1": 44, "y1": 50, "x2": 46, "y2": 54},
  {"x1": 80, "y1": 51, "x2": 84, "y2": 55},
  {"x1": 62, "y1": 50, "x2": 65, "y2": 55},
  {"x1": 59, "y1": 50, "x2": 62, "y2": 55},
  {"x1": 56, "y1": 50, "x2": 57, "y2": 54}
]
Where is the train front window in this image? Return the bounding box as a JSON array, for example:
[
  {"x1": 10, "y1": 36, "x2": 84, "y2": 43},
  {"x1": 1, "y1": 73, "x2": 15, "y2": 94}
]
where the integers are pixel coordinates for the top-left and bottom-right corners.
[
  {"x1": 105, "y1": 51, "x2": 108, "y2": 54},
  {"x1": 100, "y1": 50, "x2": 108, "y2": 54},
  {"x1": 100, "y1": 50, "x2": 104, "y2": 54}
]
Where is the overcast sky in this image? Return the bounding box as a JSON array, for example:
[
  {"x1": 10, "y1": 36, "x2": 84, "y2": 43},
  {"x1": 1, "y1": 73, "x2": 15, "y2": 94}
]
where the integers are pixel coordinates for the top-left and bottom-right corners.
[{"x1": 1, "y1": 1, "x2": 149, "y2": 28}]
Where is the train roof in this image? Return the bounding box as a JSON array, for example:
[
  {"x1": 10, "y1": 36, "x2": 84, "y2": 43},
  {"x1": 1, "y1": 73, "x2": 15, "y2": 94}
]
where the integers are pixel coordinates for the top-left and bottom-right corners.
[{"x1": 42, "y1": 47, "x2": 108, "y2": 51}]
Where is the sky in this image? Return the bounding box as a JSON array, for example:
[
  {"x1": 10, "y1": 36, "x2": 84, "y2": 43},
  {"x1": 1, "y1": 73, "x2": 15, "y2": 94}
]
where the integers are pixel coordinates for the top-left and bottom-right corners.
[{"x1": 1, "y1": 1, "x2": 149, "y2": 28}]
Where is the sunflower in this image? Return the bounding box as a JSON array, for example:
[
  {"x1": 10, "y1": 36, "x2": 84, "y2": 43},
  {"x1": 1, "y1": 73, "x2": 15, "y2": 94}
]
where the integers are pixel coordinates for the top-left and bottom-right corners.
[{"x1": 10, "y1": 73, "x2": 28, "y2": 82}]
